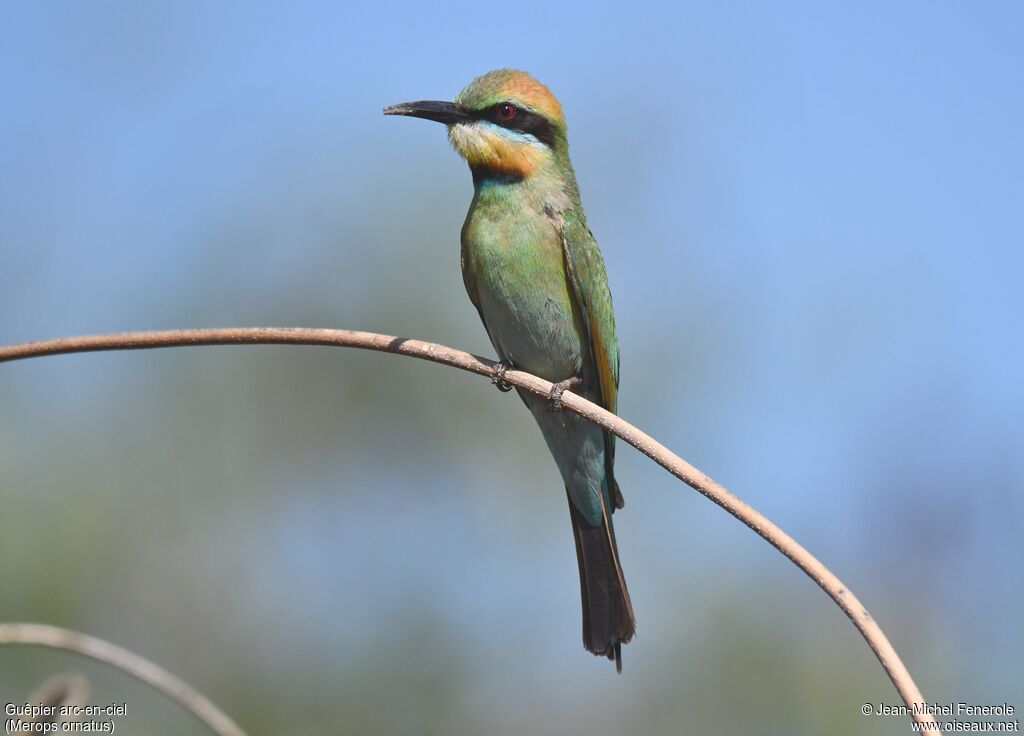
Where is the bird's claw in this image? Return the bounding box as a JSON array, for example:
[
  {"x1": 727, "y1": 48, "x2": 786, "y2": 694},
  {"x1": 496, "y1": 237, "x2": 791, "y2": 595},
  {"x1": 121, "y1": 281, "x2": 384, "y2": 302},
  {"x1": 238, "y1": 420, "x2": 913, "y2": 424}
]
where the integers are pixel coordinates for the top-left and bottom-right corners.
[
  {"x1": 548, "y1": 376, "x2": 583, "y2": 411},
  {"x1": 491, "y1": 361, "x2": 514, "y2": 393}
]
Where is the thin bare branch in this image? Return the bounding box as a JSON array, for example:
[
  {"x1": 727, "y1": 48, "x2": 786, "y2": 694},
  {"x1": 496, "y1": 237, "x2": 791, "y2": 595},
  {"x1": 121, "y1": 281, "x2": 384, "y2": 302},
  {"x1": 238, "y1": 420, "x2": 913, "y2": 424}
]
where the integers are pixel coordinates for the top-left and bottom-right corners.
[
  {"x1": 0, "y1": 623, "x2": 247, "y2": 736},
  {"x1": 0, "y1": 327, "x2": 940, "y2": 732}
]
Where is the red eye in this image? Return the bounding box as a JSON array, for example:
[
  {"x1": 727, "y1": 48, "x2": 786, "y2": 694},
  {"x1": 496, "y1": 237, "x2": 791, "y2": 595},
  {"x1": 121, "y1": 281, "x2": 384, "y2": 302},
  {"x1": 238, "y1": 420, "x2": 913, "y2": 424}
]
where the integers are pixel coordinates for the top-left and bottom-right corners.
[{"x1": 496, "y1": 103, "x2": 517, "y2": 121}]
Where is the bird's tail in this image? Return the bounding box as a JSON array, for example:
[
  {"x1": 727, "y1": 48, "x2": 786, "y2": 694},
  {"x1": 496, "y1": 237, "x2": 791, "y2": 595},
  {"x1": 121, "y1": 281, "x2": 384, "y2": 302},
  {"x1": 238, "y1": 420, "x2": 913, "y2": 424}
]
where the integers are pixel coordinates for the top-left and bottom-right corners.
[{"x1": 567, "y1": 490, "x2": 636, "y2": 672}]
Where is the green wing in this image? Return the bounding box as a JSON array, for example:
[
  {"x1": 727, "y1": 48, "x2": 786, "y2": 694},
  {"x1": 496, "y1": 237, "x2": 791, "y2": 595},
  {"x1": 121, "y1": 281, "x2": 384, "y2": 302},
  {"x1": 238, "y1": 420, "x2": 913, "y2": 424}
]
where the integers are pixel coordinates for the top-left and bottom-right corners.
[{"x1": 560, "y1": 209, "x2": 623, "y2": 508}]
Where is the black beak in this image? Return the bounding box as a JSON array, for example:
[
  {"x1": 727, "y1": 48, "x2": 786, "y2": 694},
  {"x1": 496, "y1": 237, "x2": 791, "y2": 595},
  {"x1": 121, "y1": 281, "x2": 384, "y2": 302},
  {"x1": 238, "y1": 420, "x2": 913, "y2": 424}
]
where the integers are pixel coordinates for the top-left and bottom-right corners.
[{"x1": 382, "y1": 100, "x2": 470, "y2": 125}]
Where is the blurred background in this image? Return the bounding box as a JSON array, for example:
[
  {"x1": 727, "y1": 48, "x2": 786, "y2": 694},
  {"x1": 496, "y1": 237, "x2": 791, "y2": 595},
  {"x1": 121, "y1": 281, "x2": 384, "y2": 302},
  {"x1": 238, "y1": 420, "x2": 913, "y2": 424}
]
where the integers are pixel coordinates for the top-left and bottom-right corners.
[{"x1": 2, "y1": 2, "x2": 1021, "y2": 734}]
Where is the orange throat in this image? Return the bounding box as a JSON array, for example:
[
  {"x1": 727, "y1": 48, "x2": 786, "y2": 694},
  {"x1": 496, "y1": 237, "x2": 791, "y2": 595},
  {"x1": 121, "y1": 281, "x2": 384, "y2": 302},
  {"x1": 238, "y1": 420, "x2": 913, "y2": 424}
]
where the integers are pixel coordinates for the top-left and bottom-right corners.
[{"x1": 449, "y1": 123, "x2": 547, "y2": 178}]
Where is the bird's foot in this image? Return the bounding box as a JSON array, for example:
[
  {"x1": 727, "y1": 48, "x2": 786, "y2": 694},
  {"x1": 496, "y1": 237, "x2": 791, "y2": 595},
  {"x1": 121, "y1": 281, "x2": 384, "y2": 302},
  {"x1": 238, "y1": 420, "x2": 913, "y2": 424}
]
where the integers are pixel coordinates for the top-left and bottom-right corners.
[
  {"x1": 548, "y1": 376, "x2": 583, "y2": 411},
  {"x1": 490, "y1": 361, "x2": 514, "y2": 393}
]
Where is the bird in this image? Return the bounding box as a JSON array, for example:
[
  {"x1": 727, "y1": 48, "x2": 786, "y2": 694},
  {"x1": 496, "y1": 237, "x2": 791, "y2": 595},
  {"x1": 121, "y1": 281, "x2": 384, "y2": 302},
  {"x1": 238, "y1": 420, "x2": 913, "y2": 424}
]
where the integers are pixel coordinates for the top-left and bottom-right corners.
[{"x1": 384, "y1": 69, "x2": 635, "y2": 670}]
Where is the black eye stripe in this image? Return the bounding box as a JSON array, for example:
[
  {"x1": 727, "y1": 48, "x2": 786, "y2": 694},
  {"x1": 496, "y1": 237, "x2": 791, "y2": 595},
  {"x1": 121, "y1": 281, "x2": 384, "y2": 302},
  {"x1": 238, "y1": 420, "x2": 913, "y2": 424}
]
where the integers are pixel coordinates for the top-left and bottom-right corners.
[{"x1": 472, "y1": 103, "x2": 558, "y2": 147}]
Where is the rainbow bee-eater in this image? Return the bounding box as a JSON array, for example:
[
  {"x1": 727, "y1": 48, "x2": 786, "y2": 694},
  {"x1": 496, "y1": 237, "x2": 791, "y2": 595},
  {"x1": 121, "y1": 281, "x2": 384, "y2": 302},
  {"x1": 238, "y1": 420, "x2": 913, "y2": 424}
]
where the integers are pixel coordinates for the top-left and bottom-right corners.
[{"x1": 385, "y1": 69, "x2": 635, "y2": 670}]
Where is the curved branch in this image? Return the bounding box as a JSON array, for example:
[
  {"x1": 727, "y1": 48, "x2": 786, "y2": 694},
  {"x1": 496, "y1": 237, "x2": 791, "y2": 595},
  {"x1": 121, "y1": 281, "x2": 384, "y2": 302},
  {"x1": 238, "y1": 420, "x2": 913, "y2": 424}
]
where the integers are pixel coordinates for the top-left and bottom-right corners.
[
  {"x1": 0, "y1": 328, "x2": 939, "y2": 732},
  {"x1": 0, "y1": 623, "x2": 247, "y2": 736}
]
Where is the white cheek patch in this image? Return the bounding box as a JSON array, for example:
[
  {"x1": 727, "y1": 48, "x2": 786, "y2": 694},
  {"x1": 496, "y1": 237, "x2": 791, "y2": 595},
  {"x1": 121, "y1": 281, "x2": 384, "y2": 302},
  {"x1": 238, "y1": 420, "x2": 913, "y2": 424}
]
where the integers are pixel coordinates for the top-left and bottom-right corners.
[
  {"x1": 447, "y1": 122, "x2": 488, "y2": 158},
  {"x1": 477, "y1": 120, "x2": 543, "y2": 147}
]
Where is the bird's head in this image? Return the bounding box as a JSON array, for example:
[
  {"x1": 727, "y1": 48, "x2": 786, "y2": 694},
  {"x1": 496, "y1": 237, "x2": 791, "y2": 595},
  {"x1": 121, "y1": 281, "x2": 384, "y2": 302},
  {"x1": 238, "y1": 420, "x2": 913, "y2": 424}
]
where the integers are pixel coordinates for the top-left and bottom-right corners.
[{"x1": 384, "y1": 69, "x2": 567, "y2": 180}]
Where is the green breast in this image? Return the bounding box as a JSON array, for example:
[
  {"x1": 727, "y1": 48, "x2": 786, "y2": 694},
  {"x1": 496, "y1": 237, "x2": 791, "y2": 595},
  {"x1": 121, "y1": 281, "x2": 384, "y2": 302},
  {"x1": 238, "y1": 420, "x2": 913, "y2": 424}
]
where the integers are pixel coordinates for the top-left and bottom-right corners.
[{"x1": 461, "y1": 182, "x2": 583, "y2": 380}]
